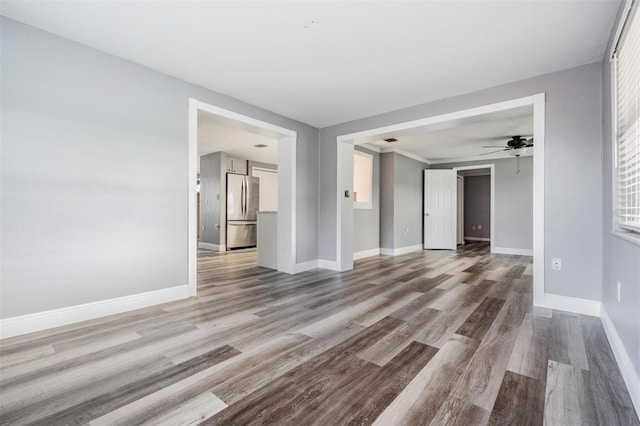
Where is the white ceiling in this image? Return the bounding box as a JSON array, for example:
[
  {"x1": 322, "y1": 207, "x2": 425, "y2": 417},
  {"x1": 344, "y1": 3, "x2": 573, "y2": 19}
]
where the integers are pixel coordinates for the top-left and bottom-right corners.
[
  {"x1": 357, "y1": 105, "x2": 534, "y2": 163},
  {"x1": 198, "y1": 110, "x2": 278, "y2": 169},
  {"x1": 1, "y1": 1, "x2": 620, "y2": 128}
]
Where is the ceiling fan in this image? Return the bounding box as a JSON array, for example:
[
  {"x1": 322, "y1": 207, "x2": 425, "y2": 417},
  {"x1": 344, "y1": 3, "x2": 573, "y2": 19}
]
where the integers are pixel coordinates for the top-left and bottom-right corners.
[
  {"x1": 480, "y1": 135, "x2": 533, "y2": 174},
  {"x1": 480, "y1": 135, "x2": 533, "y2": 157}
]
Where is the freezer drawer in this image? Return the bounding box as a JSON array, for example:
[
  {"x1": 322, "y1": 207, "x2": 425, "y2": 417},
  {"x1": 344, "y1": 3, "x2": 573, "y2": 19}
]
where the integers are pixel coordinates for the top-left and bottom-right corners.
[{"x1": 226, "y1": 221, "x2": 257, "y2": 249}]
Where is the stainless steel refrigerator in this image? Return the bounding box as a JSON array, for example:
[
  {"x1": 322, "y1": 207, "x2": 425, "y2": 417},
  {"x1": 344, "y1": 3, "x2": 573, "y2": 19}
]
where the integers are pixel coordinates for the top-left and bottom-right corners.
[{"x1": 226, "y1": 173, "x2": 259, "y2": 249}]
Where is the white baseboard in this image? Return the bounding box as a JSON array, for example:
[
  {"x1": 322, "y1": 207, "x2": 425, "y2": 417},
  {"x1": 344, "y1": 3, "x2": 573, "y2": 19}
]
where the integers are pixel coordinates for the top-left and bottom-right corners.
[
  {"x1": 539, "y1": 293, "x2": 601, "y2": 317},
  {"x1": 353, "y1": 248, "x2": 381, "y2": 260},
  {"x1": 198, "y1": 242, "x2": 225, "y2": 252},
  {"x1": 295, "y1": 260, "x2": 319, "y2": 273},
  {"x1": 600, "y1": 306, "x2": 640, "y2": 416},
  {"x1": 380, "y1": 244, "x2": 423, "y2": 256},
  {"x1": 492, "y1": 246, "x2": 533, "y2": 256},
  {"x1": 0, "y1": 285, "x2": 190, "y2": 339},
  {"x1": 318, "y1": 259, "x2": 340, "y2": 271},
  {"x1": 465, "y1": 237, "x2": 491, "y2": 242}
]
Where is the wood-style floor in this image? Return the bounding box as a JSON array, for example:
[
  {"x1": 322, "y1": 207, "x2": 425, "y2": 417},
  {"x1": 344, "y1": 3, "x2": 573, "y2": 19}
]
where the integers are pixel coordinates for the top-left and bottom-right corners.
[{"x1": 1, "y1": 242, "x2": 638, "y2": 425}]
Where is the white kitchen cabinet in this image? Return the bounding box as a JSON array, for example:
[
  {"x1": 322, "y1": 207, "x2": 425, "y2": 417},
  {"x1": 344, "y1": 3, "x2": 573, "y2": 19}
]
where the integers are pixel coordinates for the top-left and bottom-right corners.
[{"x1": 226, "y1": 157, "x2": 248, "y2": 175}]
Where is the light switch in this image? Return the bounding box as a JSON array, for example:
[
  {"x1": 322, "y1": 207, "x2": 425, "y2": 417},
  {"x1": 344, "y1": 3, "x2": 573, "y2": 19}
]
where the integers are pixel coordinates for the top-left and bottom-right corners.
[{"x1": 617, "y1": 281, "x2": 621, "y2": 302}]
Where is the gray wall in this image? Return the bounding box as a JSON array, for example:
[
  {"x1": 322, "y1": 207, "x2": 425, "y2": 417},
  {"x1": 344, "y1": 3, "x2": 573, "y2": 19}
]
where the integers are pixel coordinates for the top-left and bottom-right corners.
[
  {"x1": 379, "y1": 153, "x2": 395, "y2": 250},
  {"x1": 353, "y1": 145, "x2": 380, "y2": 253},
  {"x1": 393, "y1": 153, "x2": 425, "y2": 249},
  {"x1": 464, "y1": 175, "x2": 491, "y2": 240},
  {"x1": 432, "y1": 157, "x2": 533, "y2": 250},
  {"x1": 1, "y1": 18, "x2": 319, "y2": 318},
  {"x1": 378, "y1": 152, "x2": 425, "y2": 250},
  {"x1": 320, "y1": 62, "x2": 603, "y2": 301},
  {"x1": 601, "y1": 8, "x2": 640, "y2": 379}
]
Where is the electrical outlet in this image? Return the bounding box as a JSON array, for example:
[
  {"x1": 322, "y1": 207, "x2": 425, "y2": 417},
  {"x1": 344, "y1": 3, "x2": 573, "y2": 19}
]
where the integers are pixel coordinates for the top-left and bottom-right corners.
[
  {"x1": 551, "y1": 258, "x2": 562, "y2": 271},
  {"x1": 478, "y1": 224, "x2": 482, "y2": 230},
  {"x1": 617, "y1": 281, "x2": 621, "y2": 302}
]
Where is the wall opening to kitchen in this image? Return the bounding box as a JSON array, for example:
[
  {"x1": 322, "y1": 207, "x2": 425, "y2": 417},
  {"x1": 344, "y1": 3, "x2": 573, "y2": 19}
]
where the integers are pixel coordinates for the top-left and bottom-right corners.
[{"x1": 187, "y1": 99, "x2": 297, "y2": 296}]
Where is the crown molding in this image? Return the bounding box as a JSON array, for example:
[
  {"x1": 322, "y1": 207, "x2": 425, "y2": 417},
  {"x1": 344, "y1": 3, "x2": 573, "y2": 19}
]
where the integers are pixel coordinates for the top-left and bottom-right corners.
[
  {"x1": 358, "y1": 143, "x2": 382, "y2": 153},
  {"x1": 377, "y1": 147, "x2": 431, "y2": 165},
  {"x1": 428, "y1": 151, "x2": 533, "y2": 165},
  {"x1": 357, "y1": 144, "x2": 533, "y2": 165}
]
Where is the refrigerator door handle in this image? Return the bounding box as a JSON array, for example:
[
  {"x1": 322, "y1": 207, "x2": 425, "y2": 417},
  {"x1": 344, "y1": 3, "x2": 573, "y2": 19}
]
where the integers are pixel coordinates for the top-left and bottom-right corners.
[
  {"x1": 241, "y1": 177, "x2": 246, "y2": 218},
  {"x1": 245, "y1": 177, "x2": 248, "y2": 218}
]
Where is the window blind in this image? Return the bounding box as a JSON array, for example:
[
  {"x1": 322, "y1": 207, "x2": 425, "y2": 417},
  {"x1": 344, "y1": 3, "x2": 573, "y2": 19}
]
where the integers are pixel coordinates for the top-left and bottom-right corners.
[{"x1": 615, "y1": 2, "x2": 640, "y2": 232}]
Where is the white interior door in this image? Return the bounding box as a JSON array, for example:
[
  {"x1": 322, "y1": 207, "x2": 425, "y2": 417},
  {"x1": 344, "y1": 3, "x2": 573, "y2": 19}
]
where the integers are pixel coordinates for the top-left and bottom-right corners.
[{"x1": 424, "y1": 169, "x2": 457, "y2": 250}]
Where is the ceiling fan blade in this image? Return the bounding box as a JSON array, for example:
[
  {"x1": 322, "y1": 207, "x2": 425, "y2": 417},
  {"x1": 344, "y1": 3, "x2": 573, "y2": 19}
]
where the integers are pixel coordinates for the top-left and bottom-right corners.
[
  {"x1": 482, "y1": 145, "x2": 507, "y2": 148},
  {"x1": 472, "y1": 136, "x2": 519, "y2": 143},
  {"x1": 525, "y1": 143, "x2": 534, "y2": 147},
  {"x1": 479, "y1": 149, "x2": 508, "y2": 156}
]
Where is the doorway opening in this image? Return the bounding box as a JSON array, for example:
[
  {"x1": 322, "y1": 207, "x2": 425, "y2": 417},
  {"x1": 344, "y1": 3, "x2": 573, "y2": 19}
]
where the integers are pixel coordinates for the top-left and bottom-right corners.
[
  {"x1": 188, "y1": 99, "x2": 297, "y2": 296},
  {"x1": 335, "y1": 94, "x2": 544, "y2": 305},
  {"x1": 423, "y1": 164, "x2": 495, "y2": 251},
  {"x1": 455, "y1": 165, "x2": 494, "y2": 249}
]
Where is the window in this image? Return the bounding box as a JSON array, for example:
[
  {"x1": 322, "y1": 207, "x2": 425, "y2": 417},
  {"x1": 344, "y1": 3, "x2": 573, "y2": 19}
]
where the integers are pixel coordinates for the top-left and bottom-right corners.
[
  {"x1": 353, "y1": 150, "x2": 373, "y2": 209},
  {"x1": 614, "y1": 2, "x2": 640, "y2": 234}
]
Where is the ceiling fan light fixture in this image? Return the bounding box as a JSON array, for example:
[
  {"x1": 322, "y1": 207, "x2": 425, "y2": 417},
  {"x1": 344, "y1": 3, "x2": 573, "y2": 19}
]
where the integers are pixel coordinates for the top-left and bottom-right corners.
[
  {"x1": 254, "y1": 144, "x2": 268, "y2": 148},
  {"x1": 509, "y1": 147, "x2": 529, "y2": 157}
]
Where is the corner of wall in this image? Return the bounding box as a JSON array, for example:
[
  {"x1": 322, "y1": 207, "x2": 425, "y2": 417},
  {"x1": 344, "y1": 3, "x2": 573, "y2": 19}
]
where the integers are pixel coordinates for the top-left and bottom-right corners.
[{"x1": 317, "y1": 128, "x2": 324, "y2": 261}]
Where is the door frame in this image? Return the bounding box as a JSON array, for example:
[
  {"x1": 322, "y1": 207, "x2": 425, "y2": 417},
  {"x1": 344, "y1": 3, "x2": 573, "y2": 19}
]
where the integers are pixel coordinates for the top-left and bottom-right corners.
[
  {"x1": 457, "y1": 175, "x2": 464, "y2": 246},
  {"x1": 453, "y1": 164, "x2": 495, "y2": 252},
  {"x1": 188, "y1": 98, "x2": 297, "y2": 296},
  {"x1": 336, "y1": 93, "x2": 544, "y2": 306}
]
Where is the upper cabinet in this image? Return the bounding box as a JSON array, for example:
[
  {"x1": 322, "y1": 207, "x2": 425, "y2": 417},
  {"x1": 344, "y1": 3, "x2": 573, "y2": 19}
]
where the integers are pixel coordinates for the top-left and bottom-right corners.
[{"x1": 226, "y1": 157, "x2": 248, "y2": 175}]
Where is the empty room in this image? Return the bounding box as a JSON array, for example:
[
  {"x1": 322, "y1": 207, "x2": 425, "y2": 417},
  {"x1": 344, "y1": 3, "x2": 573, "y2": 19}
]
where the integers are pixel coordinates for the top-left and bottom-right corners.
[{"x1": 1, "y1": 1, "x2": 639, "y2": 425}]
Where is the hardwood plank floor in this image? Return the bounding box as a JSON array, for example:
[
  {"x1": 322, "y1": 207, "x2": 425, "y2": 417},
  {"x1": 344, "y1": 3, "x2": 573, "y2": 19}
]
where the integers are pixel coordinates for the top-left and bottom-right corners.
[{"x1": 0, "y1": 242, "x2": 637, "y2": 425}]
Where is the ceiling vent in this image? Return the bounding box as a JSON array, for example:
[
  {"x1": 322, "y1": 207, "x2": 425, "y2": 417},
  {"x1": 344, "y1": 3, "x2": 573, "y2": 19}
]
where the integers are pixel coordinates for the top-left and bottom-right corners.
[
  {"x1": 254, "y1": 144, "x2": 268, "y2": 148},
  {"x1": 384, "y1": 138, "x2": 398, "y2": 143}
]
